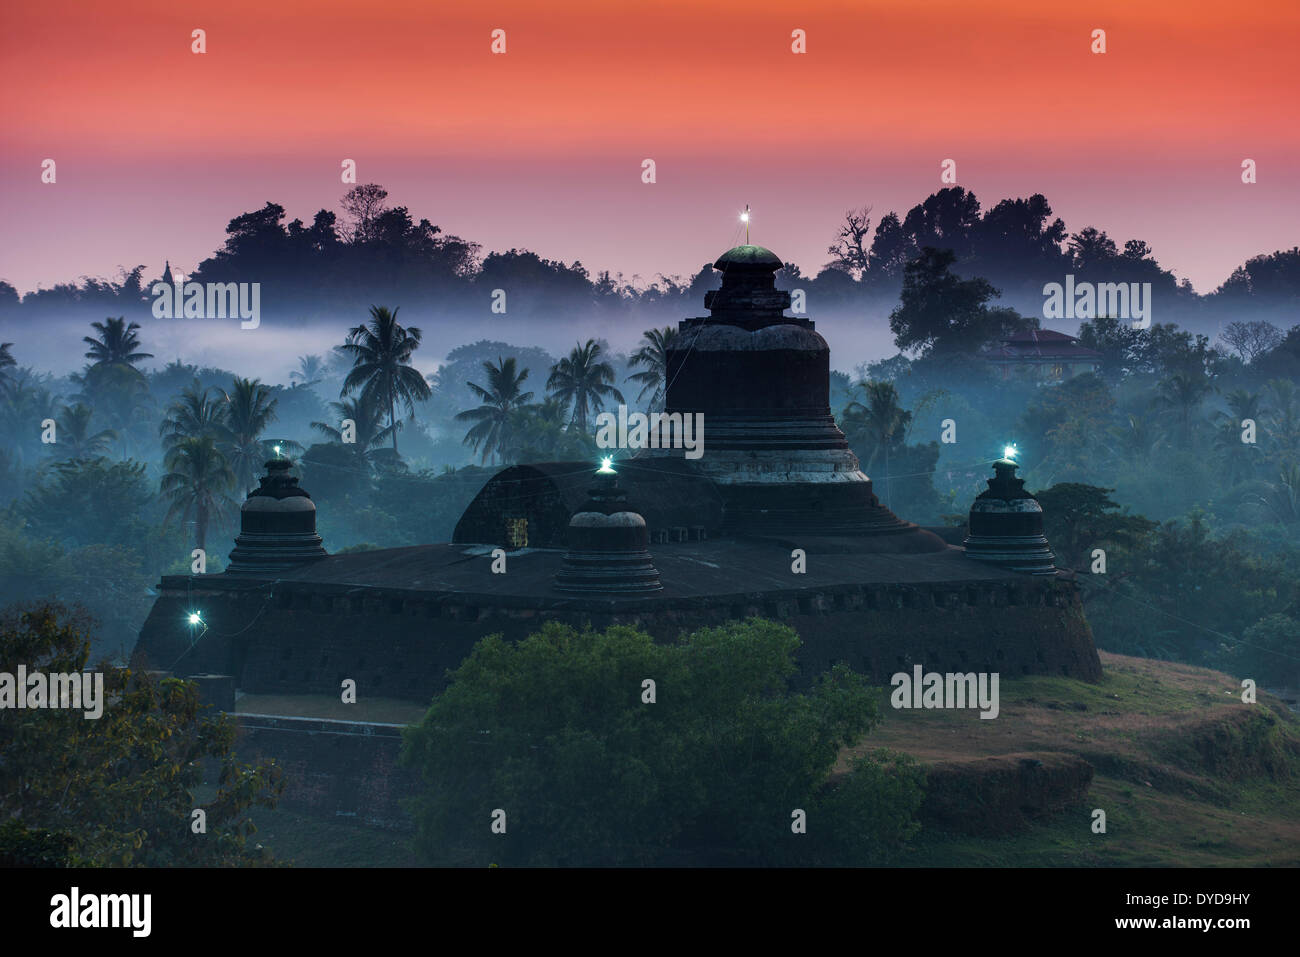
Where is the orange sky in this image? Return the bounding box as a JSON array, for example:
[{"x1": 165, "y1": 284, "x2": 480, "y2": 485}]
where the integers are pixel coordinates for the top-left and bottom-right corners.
[{"x1": 2, "y1": 0, "x2": 1297, "y2": 294}]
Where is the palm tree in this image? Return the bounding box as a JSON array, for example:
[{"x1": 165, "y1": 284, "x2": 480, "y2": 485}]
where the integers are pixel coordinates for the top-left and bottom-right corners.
[
  {"x1": 456, "y1": 357, "x2": 534, "y2": 465},
  {"x1": 1211, "y1": 389, "x2": 1264, "y2": 486},
  {"x1": 54, "y1": 403, "x2": 116, "y2": 462},
  {"x1": 1264, "y1": 378, "x2": 1300, "y2": 468},
  {"x1": 1155, "y1": 371, "x2": 1214, "y2": 448},
  {"x1": 311, "y1": 393, "x2": 397, "y2": 468},
  {"x1": 83, "y1": 317, "x2": 153, "y2": 367},
  {"x1": 841, "y1": 380, "x2": 910, "y2": 507},
  {"x1": 626, "y1": 326, "x2": 677, "y2": 410},
  {"x1": 338, "y1": 305, "x2": 431, "y2": 453},
  {"x1": 547, "y1": 339, "x2": 624, "y2": 432},
  {"x1": 0, "y1": 343, "x2": 15, "y2": 388},
  {"x1": 0, "y1": 370, "x2": 58, "y2": 468},
  {"x1": 1111, "y1": 412, "x2": 1163, "y2": 467},
  {"x1": 1248, "y1": 465, "x2": 1300, "y2": 525},
  {"x1": 510, "y1": 395, "x2": 595, "y2": 461},
  {"x1": 221, "y1": 377, "x2": 280, "y2": 492},
  {"x1": 160, "y1": 434, "x2": 237, "y2": 552},
  {"x1": 160, "y1": 379, "x2": 228, "y2": 454},
  {"x1": 290, "y1": 354, "x2": 324, "y2": 389}
]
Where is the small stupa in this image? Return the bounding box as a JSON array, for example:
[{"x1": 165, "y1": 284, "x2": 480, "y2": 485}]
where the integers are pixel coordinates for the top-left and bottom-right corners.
[
  {"x1": 962, "y1": 451, "x2": 1056, "y2": 575},
  {"x1": 226, "y1": 456, "x2": 327, "y2": 574},
  {"x1": 554, "y1": 461, "x2": 663, "y2": 594}
]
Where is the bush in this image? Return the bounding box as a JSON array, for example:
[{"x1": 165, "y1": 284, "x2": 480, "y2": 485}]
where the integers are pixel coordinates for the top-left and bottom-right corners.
[{"x1": 401, "y1": 618, "x2": 924, "y2": 866}]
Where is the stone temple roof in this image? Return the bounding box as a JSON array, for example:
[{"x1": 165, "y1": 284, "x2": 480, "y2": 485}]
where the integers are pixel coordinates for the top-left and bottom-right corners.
[
  {"x1": 179, "y1": 536, "x2": 1033, "y2": 609},
  {"x1": 714, "y1": 245, "x2": 784, "y2": 270}
]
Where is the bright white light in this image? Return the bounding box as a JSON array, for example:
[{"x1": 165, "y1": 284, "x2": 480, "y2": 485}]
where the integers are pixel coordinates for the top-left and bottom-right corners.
[
  {"x1": 274, "y1": 444, "x2": 282, "y2": 455},
  {"x1": 740, "y1": 212, "x2": 749, "y2": 222},
  {"x1": 188, "y1": 612, "x2": 202, "y2": 625},
  {"x1": 1003, "y1": 444, "x2": 1018, "y2": 461},
  {"x1": 598, "y1": 456, "x2": 615, "y2": 473}
]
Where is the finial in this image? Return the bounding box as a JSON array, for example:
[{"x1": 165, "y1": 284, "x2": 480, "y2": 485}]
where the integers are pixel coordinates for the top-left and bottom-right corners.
[{"x1": 741, "y1": 205, "x2": 750, "y2": 245}]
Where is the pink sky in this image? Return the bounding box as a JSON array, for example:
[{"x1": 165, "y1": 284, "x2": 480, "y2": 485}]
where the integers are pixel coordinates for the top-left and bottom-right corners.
[{"x1": 2, "y1": 0, "x2": 1297, "y2": 295}]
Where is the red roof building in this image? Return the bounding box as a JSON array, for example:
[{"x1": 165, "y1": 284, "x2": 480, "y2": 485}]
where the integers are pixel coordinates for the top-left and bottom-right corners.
[{"x1": 983, "y1": 328, "x2": 1102, "y2": 383}]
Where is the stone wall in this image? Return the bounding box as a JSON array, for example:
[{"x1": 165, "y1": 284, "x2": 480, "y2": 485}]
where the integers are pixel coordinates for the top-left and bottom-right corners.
[
  {"x1": 235, "y1": 714, "x2": 419, "y2": 829},
  {"x1": 134, "y1": 575, "x2": 1102, "y2": 702}
]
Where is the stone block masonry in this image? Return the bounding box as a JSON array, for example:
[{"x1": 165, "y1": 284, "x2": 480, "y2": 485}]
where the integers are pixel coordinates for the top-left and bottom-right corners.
[
  {"x1": 134, "y1": 573, "x2": 1101, "y2": 704},
  {"x1": 234, "y1": 714, "x2": 419, "y2": 829}
]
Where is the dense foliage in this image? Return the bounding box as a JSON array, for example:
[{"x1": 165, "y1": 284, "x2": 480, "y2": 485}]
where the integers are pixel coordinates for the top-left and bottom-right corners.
[
  {"x1": 401, "y1": 619, "x2": 924, "y2": 866},
  {"x1": 0, "y1": 604, "x2": 283, "y2": 866}
]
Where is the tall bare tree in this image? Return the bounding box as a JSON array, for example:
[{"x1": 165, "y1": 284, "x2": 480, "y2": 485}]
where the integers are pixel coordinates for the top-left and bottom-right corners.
[
  {"x1": 827, "y1": 206, "x2": 873, "y2": 278},
  {"x1": 1219, "y1": 320, "x2": 1282, "y2": 364},
  {"x1": 340, "y1": 184, "x2": 390, "y2": 243}
]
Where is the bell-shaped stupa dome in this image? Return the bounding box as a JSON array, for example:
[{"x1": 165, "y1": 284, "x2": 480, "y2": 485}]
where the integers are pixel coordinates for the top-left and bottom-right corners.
[
  {"x1": 636, "y1": 240, "x2": 947, "y2": 550},
  {"x1": 226, "y1": 457, "x2": 327, "y2": 574},
  {"x1": 554, "y1": 463, "x2": 663, "y2": 594},
  {"x1": 962, "y1": 456, "x2": 1056, "y2": 575}
]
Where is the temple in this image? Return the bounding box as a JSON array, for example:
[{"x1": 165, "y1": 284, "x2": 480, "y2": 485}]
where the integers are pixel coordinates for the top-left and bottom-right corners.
[{"x1": 133, "y1": 243, "x2": 1103, "y2": 706}]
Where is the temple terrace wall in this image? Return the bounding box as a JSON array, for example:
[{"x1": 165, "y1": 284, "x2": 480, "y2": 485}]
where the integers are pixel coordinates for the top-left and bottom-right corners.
[{"x1": 134, "y1": 573, "x2": 1102, "y2": 702}]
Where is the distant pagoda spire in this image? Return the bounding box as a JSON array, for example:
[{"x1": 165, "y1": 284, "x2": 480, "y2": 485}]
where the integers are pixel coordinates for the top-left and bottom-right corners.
[{"x1": 161, "y1": 260, "x2": 175, "y2": 285}]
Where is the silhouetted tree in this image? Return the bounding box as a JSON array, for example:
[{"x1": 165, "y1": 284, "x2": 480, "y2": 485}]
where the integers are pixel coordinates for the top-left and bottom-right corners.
[
  {"x1": 341, "y1": 183, "x2": 390, "y2": 243},
  {"x1": 310, "y1": 393, "x2": 396, "y2": 471},
  {"x1": 1219, "y1": 321, "x2": 1282, "y2": 364},
  {"x1": 53, "y1": 403, "x2": 116, "y2": 462},
  {"x1": 899, "y1": 187, "x2": 981, "y2": 261},
  {"x1": 338, "y1": 305, "x2": 431, "y2": 454},
  {"x1": 70, "y1": 363, "x2": 150, "y2": 459},
  {"x1": 221, "y1": 377, "x2": 279, "y2": 492},
  {"x1": 889, "y1": 248, "x2": 1011, "y2": 356},
  {"x1": 290, "y1": 354, "x2": 325, "y2": 388},
  {"x1": 456, "y1": 357, "x2": 533, "y2": 465},
  {"x1": 547, "y1": 339, "x2": 624, "y2": 432},
  {"x1": 160, "y1": 379, "x2": 227, "y2": 454},
  {"x1": 160, "y1": 434, "x2": 236, "y2": 551},
  {"x1": 827, "y1": 206, "x2": 872, "y2": 278},
  {"x1": 1156, "y1": 372, "x2": 1214, "y2": 448},
  {"x1": 83, "y1": 317, "x2": 153, "y2": 368},
  {"x1": 1033, "y1": 484, "x2": 1157, "y2": 570},
  {"x1": 626, "y1": 327, "x2": 677, "y2": 409},
  {"x1": 1213, "y1": 390, "x2": 1264, "y2": 487},
  {"x1": 841, "y1": 380, "x2": 910, "y2": 504}
]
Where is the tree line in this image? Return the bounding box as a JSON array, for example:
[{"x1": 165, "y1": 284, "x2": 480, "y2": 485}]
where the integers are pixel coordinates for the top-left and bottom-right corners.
[{"x1": 3, "y1": 185, "x2": 1296, "y2": 327}]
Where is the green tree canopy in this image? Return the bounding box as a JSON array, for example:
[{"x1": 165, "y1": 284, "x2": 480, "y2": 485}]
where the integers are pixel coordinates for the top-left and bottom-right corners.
[
  {"x1": 0, "y1": 604, "x2": 283, "y2": 866},
  {"x1": 401, "y1": 618, "x2": 923, "y2": 866},
  {"x1": 889, "y1": 247, "x2": 1032, "y2": 357}
]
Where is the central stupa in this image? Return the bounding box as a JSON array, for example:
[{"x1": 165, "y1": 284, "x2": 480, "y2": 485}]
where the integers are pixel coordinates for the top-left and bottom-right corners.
[{"x1": 636, "y1": 244, "x2": 944, "y2": 550}]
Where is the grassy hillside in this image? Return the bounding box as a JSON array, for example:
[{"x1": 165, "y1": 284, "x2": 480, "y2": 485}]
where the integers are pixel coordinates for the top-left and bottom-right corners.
[
  {"x1": 862, "y1": 652, "x2": 1300, "y2": 866},
  {"x1": 243, "y1": 652, "x2": 1300, "y2": 867}
]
